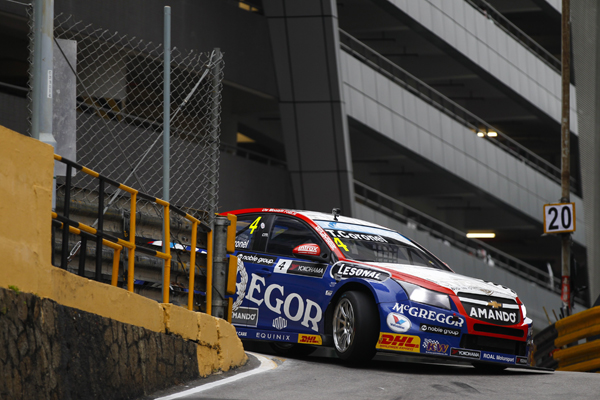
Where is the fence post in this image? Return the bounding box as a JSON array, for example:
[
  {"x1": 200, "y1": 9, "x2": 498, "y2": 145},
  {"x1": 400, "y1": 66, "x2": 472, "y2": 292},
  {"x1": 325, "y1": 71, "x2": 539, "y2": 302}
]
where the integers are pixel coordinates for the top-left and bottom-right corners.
[
  {"x1": 162, "y1": 5, "x2": 171, "y2": 304},
  {"x1": 32, "y1": 0, "x2": 57, "y2": 209},
  {"x1": 208, "y1": 48, "x2": 222, "y2": 224},
  {"x1": 211, "y1": 215, "x2": 230, "y2": 319}
]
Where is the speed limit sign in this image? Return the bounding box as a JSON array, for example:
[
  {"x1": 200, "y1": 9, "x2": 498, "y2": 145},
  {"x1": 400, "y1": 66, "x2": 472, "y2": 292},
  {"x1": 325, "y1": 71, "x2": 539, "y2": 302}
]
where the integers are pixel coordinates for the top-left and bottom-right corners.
[{"x1": 543, "y1": 203, "x2": 576, "y2": 234}]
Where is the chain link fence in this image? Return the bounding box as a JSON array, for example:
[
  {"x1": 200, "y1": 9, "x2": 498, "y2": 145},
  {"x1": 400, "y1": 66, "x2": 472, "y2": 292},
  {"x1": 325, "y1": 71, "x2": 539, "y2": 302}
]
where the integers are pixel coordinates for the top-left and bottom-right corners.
[{"x1": 27, "y1": 8, "x2": 223, "y2": 228}]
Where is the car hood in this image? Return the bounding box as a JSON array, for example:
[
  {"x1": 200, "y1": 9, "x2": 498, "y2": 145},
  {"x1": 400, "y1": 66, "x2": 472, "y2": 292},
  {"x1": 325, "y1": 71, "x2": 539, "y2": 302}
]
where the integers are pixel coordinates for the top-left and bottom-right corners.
[{"x1": 369, "y1": 262, "x2": 518, "y2": 301}]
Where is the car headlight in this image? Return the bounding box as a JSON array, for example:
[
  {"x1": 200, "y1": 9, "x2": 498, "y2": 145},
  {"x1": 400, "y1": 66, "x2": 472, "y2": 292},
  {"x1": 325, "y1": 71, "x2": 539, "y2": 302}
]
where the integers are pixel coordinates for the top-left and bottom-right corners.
[{"x1": 397, "y1": 281, "x2": 451, "y2": 310}]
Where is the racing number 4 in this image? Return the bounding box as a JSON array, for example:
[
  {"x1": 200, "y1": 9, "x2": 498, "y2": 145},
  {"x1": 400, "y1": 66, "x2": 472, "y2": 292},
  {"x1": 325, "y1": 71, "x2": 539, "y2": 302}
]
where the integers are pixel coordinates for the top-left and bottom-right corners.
[
  {"x1": 249, "y1": 216, "x2": 262, "y2": 234},
  {"x1": 334, "y1": 237, "x2": 348, "y2": 252}
]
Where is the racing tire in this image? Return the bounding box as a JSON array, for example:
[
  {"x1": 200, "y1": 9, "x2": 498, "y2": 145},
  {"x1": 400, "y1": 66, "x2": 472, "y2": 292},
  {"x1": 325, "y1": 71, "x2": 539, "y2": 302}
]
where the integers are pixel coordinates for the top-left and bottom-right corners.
[
  {"x1": 471, "y1": 362, "x2": 507, "y2": 372},
  {"x1": 269, "y1": 342, "x2": 317, "y2": 358},
  {"x1": 332, "y1": 290, "x2": 379, "y2": 363}
]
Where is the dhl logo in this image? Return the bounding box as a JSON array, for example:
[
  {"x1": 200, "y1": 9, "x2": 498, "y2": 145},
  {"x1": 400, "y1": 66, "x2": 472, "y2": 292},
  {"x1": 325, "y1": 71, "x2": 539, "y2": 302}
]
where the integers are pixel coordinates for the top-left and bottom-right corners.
[
  {"x1": 298, "y1": 334, "x2": 322, "y2": 345},
  {"x1": 376, "y1": 333, "x2": 421, "y2": 353}
]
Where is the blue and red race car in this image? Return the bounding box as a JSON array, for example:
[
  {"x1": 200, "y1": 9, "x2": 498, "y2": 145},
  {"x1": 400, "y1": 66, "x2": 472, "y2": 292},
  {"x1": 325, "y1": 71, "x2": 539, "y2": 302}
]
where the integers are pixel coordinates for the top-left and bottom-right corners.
[{"x1": 223, "y1": 208, "x2": 533, "y2": 368}]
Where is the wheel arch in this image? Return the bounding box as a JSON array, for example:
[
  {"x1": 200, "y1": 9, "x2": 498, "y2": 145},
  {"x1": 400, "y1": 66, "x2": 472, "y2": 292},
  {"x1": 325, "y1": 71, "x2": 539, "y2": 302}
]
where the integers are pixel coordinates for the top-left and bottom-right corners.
[{"x1": 324, "y1": 281, "x2": 379, "y2": 336}]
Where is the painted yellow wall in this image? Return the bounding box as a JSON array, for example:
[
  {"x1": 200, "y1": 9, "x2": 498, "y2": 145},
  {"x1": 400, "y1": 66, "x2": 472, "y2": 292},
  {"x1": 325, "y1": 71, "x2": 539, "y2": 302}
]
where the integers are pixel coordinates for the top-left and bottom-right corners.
[
  {"x1": 0, "y1": 126, "x2": 246, "y2": 373},
  {"x1": 0, "y1": 126, "x2": 54, "y2": 297}
]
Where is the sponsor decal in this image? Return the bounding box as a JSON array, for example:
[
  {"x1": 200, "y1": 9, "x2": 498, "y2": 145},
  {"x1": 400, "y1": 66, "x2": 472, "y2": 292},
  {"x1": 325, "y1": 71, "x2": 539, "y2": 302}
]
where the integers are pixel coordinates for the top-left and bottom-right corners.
[
  {"x1": 274, "y1": 259, "x2": 327, "y2": 278},
  {"x1": 236, "y1": 252, "x2": 277, "y2": 267},
  {"x1": 236, "y1": 328, "x2": 297, "y2": 342},
  {"x1": 419, "y1": 323, "x2": 461, "y2": 337},
  {"x1": 386, "y1": 312, "x2": 412, "y2": 333},
  {"x1": 231, "y1": 307, "x2": 259, "y2": 327},
  {"x1": 464, "y1": 304, "x2": 519, "y2": 326},
  {"x1": 313, "y1": 224, "x2": 339, "y2": 253},
  {"x1": 393, "y1": 303, "x2": 465, "y2": 328},
  {"x1": 232, "y1": 258, "x2": 248, "y2": 312},
  {"x1": 245, "y1": 273, "x2": 323, "y2": 332},
  {"x1": 296, "y1": 244, "x2": 320, "y2": 255},
  {"x1": 260, "y1": 222, "x2": 266, "y2": 229},
  {"x1": 261, "y1": 208, "x2": 297, "y2": 216},
  {"x1": 422, "y1": 338, "x2": 449, "y2": 355},
  {"x1": 325, "y1": 229, "x2": 388, "y2": 243},
  {"x1": 376, "y1": 333, "x2": 421, "y2": 353},
  {"x1": 330, "y1": 262, "x2": 390, "y2": 282},
  {"x1": 235, "y1": 240, "x2": 250, "y2": 249},
  {"x1": 450, "y1": 348, "x2": 481, "y2": 360},
  {"x1": 325, "y1": 290, "x2": 333, "y2": 296},
  {"x1": 273, "y1": 316, "x2": 288, "y2": 330},
  {"x1": 516, "y1": 356, "x2": 529, "y2": 365},
  {"x1": 481, "y1": 352, "x2": 516, "y2": 364},
  {"x1": 257, "y1": 332, "x2": 292, "y2": 341},
  {"x1": 298, "y1": 334, "x2": 322, "y2": 345}
]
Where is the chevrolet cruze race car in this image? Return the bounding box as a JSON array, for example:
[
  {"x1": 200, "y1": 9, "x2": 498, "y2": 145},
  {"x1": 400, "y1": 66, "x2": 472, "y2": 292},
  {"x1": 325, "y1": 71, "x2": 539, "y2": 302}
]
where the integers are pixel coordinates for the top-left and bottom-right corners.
[{"x1": 224, "y1": 208, "x2": 533, "y2": 368}]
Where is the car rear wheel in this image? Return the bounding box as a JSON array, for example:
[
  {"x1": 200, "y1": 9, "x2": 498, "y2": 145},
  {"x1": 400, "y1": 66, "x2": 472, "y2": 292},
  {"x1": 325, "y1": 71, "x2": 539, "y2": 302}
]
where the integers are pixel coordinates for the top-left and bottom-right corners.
[
  {"x1": 269, "y1": 342, "x2": 317, "y2": 358},
  {"x1": 332, "y1": 291, "x2": 379, "y2": 363}
]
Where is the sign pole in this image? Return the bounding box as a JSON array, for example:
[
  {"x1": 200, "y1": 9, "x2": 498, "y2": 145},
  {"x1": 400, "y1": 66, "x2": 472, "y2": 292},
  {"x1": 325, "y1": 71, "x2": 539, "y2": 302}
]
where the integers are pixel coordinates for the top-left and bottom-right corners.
[{"x1": 560, "y1": 0, "x2": 571, "y2": 317}]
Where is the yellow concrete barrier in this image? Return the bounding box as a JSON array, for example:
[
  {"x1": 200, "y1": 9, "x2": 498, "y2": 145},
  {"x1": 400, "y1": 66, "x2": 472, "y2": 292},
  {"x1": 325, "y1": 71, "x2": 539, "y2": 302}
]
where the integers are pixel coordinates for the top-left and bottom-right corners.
[
  {"x1": 551, "y1": 305, "x2": 600, "y2": 371},
  {"x1": 0, "y1": 126, "x2": 247, "y2": 377}
]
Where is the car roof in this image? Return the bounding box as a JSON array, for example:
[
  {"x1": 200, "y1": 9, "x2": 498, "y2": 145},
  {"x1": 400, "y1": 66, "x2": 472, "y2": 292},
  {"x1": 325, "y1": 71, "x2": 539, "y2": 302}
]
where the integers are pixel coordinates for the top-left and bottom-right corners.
[
  {"x1": 298, "y1": 210, "x2": 390, "y2": 230},
  {"x1": 228, "y1": 208, "x2": 392, "y2": 231}
]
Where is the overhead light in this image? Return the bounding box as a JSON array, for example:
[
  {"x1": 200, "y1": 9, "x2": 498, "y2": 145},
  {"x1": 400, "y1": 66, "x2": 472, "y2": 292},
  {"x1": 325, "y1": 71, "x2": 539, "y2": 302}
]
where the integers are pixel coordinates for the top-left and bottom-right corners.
[
  {"x1": 477, "y1": 131, "x2": 485, "y2": 137},
  {"x1": 237, "y1": 133, "x2": 255, "y2": 143},
  {"x1": 487, "y1": 131, "x2": 498, "y2": 137},
  {"x1": 466, "y1": 232, "x2": 496, "y2": 239}
]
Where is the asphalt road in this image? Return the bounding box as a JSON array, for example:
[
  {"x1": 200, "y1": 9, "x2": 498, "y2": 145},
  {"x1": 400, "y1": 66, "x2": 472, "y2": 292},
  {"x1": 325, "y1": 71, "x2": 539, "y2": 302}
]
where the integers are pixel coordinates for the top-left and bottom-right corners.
[{"x1": 148, "y1": 342, "x2": 600, "y2": 400}]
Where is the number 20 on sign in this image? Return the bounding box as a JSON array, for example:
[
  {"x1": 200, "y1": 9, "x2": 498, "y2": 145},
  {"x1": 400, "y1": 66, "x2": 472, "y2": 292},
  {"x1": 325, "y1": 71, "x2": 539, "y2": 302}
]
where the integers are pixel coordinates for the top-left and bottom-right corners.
[{"x1": 543, "y1": 203, "x2": 576, "y2": 234}]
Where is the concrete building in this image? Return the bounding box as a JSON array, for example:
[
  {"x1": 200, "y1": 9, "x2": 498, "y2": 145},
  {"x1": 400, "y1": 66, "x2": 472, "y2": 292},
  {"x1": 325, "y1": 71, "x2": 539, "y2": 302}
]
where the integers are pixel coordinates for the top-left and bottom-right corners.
[{"x1": 1, "y1": 0, "x2": 598, "y2": 321}]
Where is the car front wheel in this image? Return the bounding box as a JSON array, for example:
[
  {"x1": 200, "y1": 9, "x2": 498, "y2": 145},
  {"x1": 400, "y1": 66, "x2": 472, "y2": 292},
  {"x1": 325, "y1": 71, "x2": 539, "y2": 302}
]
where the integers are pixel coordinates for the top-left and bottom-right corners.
[{"x1": 332, "y1": 290, "x2": 379, "y2": 363}]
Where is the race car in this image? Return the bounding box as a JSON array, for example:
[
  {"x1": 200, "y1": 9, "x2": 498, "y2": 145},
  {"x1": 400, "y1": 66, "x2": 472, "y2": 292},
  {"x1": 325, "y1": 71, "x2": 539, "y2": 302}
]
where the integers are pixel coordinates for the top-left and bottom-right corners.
[{"x1": 223, "y1": 208, "x2": 533, "y2": 368}]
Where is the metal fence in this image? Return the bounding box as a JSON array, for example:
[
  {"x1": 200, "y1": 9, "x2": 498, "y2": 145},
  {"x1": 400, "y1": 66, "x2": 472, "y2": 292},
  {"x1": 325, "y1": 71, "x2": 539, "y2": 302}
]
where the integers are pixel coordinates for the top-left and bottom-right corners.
[{"x1": 27, "y1": 9, "x2": 224, "y2": 228}]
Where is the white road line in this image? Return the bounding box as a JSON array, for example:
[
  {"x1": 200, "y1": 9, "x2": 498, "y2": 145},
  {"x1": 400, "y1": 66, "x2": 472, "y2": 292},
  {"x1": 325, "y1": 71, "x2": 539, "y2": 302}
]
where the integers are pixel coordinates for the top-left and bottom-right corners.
[{"x1": 154, "y1": 352, "x2": 278, "y2": 400}]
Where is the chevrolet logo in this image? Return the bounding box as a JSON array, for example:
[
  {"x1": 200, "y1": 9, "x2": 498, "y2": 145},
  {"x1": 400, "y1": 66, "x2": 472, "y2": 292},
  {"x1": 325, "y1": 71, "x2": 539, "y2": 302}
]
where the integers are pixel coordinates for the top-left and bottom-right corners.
[{"x1": 487, "y1": 301, "x2": 502, "y2": 309}]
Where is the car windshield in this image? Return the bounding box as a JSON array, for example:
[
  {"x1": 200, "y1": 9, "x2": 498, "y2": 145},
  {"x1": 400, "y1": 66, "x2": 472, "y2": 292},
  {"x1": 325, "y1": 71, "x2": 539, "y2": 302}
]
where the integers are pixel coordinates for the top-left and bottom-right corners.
[{"x1": 316, "y1": 221, "x2": 448, "y2": 270}]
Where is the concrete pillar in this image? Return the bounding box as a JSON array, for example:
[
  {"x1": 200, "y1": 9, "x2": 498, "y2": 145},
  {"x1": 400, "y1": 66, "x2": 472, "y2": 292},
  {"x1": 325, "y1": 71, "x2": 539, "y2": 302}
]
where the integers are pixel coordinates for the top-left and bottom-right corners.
[{"x1": 263, "y1": 0, "x2": 355, "y2": 216}]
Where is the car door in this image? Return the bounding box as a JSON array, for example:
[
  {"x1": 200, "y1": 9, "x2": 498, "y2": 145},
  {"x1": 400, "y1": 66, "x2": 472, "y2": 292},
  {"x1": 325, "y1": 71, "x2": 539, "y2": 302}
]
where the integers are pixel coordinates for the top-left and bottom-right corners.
[
  {"x1": 231, "y1": 213, "x2": 270, "y2": 331},
  {"x1": 244, "y1": 215, "x2": 332, "y2": 335}
]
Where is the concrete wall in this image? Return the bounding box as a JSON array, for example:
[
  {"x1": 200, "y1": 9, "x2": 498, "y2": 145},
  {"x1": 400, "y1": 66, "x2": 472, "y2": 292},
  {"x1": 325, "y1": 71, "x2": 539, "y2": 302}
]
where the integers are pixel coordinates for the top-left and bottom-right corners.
[
  {"x1": 340, "y1": 50, "x2": 586, "y2": 246},
  {"x1": 0, "y1": 126, "x2": 247, "y2": 398},
  {"x1": 0, "y1": 288, "x2": 199, "y2": 399},
  {"x1": 377, "y1": 0, "x2": 578, "y2": 133}
]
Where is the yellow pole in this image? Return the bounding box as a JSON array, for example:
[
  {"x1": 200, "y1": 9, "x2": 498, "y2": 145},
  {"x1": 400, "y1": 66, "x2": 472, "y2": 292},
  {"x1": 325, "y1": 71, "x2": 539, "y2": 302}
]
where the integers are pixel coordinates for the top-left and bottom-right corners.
[
  {"x1": 163, "y1": 205, "x2": 171, "y2": 304},
  {"x1": 206, "y1": 230, "x2": 213, "y2": 314},
  {"x1": 127, "y1": 192, "x2": 137, "y2": 292},
  {"x1": 111, "y1": 248, "x2": 121, "y2": 286},
  {"x1": 187, "y1": 221, "x2": 198, "y2": 310}
]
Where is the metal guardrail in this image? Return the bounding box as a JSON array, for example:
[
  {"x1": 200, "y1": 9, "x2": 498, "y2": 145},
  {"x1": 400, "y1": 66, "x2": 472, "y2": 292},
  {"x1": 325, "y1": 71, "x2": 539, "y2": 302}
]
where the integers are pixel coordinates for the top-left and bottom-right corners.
[
  {"x1": 339, "y1": 30, "x2": 579, "y2": 195},
  {"x1": 465, "y1": 0, "x2": 561, "y2": 73},
  {"x1": 53, "y1": 154, "x2": 207, "y2": 309},
  {"x1": 354, "y1": 181, "x2": 585, "y2": 306},
  {"x1": 534, "y1": 306, "x2": 600, "y2": 371}
]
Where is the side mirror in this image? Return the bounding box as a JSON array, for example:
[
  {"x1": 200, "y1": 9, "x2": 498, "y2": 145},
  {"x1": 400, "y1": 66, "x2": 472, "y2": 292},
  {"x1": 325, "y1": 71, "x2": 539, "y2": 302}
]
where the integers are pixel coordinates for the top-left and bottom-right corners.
[
  {"x1": 293, "y1": 243, "x2": 329, "y2": 262},
  {"x1": 293, "y1": 243, "x2": 321, "y2": 256}
]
